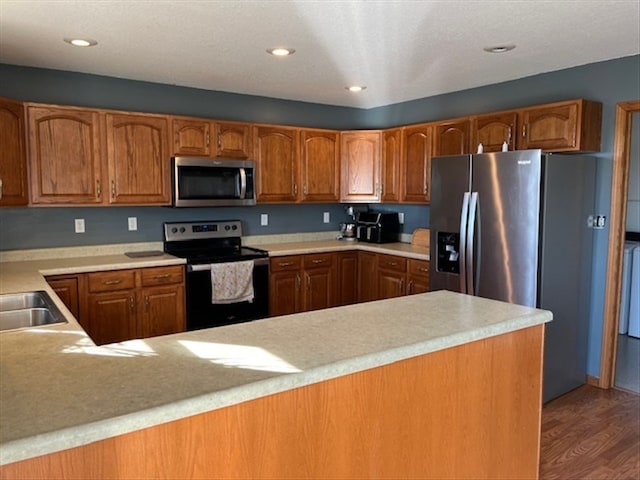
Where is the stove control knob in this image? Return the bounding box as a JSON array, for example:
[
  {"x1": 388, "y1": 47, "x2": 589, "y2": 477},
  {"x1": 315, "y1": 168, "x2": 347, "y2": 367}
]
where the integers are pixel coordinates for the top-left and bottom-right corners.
[
  {"x1": 225, "y1": 225, "x2": 231, "y2": 231},
  {"x1": 232, "y1": 225, "x2": 238, "y2": 230},
  {"x1": 179, "y1": 227, "x2": 186, "y2": 233},
  {"x1": 171, "y1": 227, "x2": 178, "y2": 233}
]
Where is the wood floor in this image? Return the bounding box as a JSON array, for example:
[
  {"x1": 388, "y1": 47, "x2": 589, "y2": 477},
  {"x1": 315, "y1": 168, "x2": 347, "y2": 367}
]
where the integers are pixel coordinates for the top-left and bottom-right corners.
[{"x1": 539, "y1": 385, "x2": 640, "y2": 479}]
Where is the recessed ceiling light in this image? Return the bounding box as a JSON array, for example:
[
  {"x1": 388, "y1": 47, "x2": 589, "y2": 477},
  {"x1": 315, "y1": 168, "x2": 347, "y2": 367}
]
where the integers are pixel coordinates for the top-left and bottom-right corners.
[
  {"x1": 346, "y1": 85, "x2": 366, "y2": 92},
  {"x1": 64, "y1": 38, "x2": 98, "y2": 47},
  {"x1": 267, "y1": 47, "x2": 295, "y2": 57},
  {"x1": 483, "y1": 45, "x2": 516, "y2": 53}
]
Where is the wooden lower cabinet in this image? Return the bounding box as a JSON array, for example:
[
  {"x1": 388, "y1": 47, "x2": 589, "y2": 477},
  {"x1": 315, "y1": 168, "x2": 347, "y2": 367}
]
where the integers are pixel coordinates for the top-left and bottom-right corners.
[
  {"x1": 269, "y1": 253, "x2": 337, "y2": 316},
  {"x1": 357, "y1": 251, "x2": 378, "y2": 302},
  {"x1": 377, "y1": 254, "x2": 407, "y2": 299},
  {"x1": 47, "y1": 266, "x2": 185, "y2": 345},
  {"x1": 337, "y1": 251, "x2": 358, "y2": 306},
  {"x1": 0, "y1": 325, "x2": 544, "y2": 479},
  {"x1": 407, "y1": 259, "x2": 430, "y2": 294}
]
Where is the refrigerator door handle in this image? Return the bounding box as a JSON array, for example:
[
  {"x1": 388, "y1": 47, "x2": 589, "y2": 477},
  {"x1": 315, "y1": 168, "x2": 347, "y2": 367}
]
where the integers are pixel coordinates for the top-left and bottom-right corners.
[
  {"x1": 467, "y1": 192, "x2": 479, "y2": 296},
  {"x1": 459, "y1": 192, "x2": 471, "y2": 294}
]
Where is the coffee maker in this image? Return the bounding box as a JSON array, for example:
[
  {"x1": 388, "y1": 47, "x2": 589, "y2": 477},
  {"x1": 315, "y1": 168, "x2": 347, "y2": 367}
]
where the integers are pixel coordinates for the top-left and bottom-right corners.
[{"x1": 338, "y1": 206, "x2": 357, "y2": 241}]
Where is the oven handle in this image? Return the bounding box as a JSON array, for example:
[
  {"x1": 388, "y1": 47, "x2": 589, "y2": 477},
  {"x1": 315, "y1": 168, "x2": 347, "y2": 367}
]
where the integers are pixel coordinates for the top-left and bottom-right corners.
[{"x1": 187, "y1": 257, "x2": 269, "y2": 272}]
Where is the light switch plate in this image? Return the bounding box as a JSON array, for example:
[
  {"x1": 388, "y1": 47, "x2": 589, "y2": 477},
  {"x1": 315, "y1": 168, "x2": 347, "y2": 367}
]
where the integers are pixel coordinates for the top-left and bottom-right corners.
[
  {"x1": 261, "y1": 214, "x2": 269, "y2": 226},
  {"x1": 74, "y1": 218, "x2": 85, "y2": 234},
  {"x1": 398, "y1": 212, "x2": 405, "y2": 224},
  {"x1": 128, "y1": 217, "x2": 138, "y2": 231}
]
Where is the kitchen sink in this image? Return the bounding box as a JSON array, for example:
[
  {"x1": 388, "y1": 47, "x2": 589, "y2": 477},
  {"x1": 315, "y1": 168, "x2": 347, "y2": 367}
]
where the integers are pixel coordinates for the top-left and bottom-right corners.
[{"x1": 0, "y1": 291, "x2": 68, "y2": 331}]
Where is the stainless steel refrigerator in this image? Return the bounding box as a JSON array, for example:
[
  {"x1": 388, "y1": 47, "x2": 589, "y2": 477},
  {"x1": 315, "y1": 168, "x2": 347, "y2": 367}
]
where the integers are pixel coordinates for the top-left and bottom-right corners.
[{"x1": 430, "y1": 149, "x2": 596, "y2": 402}]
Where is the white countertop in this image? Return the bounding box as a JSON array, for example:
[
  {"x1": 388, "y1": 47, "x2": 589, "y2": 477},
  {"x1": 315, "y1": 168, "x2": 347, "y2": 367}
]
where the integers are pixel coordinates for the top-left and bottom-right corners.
[{"x1": 0, "y1": 241, "x2": 549, "y2": 466}]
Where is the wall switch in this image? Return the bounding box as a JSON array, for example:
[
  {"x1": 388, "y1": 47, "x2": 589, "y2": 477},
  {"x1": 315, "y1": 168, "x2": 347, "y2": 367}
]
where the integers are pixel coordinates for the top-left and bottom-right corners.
[
  {"x1": 260, "y1": 214, "x2": 269, "y2": 226},
  {"x1": 128, "y1": 217, "x2": 138, "y2": 231},
  {"x1": 323, "y1": 212, "x2": 330, "y2": 223},
  {"x1": 74, "y1": 218, "x2": 85, "y2": 234},
  {"x1": 398, "y1": 212, "x2": 405, "y2": 224}
]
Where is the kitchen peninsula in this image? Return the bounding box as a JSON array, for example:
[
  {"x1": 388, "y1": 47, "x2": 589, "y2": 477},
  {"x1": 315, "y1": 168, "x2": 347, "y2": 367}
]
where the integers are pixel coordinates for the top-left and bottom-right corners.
[{"x1": 0, "y1": 251, "x2": 550, "y2": 479}]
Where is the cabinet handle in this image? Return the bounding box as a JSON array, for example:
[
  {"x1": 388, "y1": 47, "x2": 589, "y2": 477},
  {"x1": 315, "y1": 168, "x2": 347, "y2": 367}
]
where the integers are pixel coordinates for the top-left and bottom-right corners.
[
  {"x1": 311, "y1": 259, "x2": 324, "y2": 264},
  {"x1": 205, "y1": 131, "x2": 210, "y2": 147},
  {"x1": 386, "y1": 261, "x2": 397, "y2": 267},
  {"x1": 303, "y1": 185, "x2": 308, "y2": 196},
  {"x1": 278, "y1": 261, "x2": 293, "y2": 267},
  {"x1": 400, "y1": 279, "x2": 404, "y2": 294},
  {"x1": 130, "y1": 296, "x2": 135, "y2": 311},
  {"x1": 153, "y1": 274, "x2": 171, "y2": 280},
  {"x1": 306, "y1": 273, "x2": 311, "y2": 289},
  {"x1": 408, "y1": 280, "x2": 413, "y2": 294},
  {"x1": 419, "y1": 267, "x2": 429, "y2": 273},
  {"x1": 296, "y1": 274, "x2": 301, "y2": 290},
  {"x1": 144, "y1": 295, "x2": 149, "y2": 312},
  {"x1": 507, "y1": 127, "x2": 512, "y2": 144},
  {"x1": 104, "y1": 280, "x2": 122, "y2": 285},
  {"x1": 111, "y1": 180, "x2": 116, "y2": 199},
  {"x1": 96, "y1": 179, "x2": 101, "y2": 197},
  {"x1": 293, "y1": 183, "x2": 298, "y2": 195},
  {"x1": 522, "y1": 124, "x2": 527, "y2": 138},
  {"x1": 217, "y1": 133, "x2": 222, "y2": 148}
]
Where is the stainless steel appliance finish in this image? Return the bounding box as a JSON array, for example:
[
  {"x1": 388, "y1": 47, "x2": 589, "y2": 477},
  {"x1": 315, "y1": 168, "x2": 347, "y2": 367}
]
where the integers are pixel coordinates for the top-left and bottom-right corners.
[
  {"x1": 0, "y1": 291, "x2": 68, "y2": 331},
  {"x1": 171, "y1": 157, "x2": 256, "y2": 207},
  {"x1": 430, "y1": 149, "x2": 596, "y2": 402},
  {"x1": 163, "y1": 220, "x2": 269, "y2": 330},
  {"x1": 355, "y1": 212, "x2": 400, "y2": 243}
]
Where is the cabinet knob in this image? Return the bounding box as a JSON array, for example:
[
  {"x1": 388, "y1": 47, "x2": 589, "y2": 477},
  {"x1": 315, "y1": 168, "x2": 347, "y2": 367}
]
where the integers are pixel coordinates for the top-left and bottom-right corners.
[
  {"x1": 312, "y1": 259, "x2": 324, "y2": 264},
  {"x1": 296, "y1": 274, "x2": 301, "y2": 290},
  {"x1": 205, "y1": 131, "x2": 210, "y2": 147},
  {"x1": 408, "y1": 280, "x2": 413, "y2": 294},
  {"x1": 104, "y1": 280, "x2": 122, "y2": 285},
  {"x1": 111, "y1": 180, "x2": 116, "y2": 199},
  {"x1": 278, "y1": 261, "x2": 293, "y2": 267},
  {"x1": 96, "y1": 179, "x2": 101, "y2": 197},
  {"x1": 153, "y1": 274, "x2": 170, "y2": 280},
  {"x1": 130, "y1": 296, "x2": 135, "y2": 311}
]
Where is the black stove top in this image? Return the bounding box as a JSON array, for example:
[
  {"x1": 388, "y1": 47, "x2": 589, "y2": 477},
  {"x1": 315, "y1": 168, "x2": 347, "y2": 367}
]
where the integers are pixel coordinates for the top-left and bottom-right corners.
[{"x1": 163, "y1": 220, "x2": 268, "y2": 264}]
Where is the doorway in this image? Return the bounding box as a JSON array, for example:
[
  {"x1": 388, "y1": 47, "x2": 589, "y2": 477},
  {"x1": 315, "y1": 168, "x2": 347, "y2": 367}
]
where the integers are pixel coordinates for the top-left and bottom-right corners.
[{"x1": 600, "y1": 100, "x2": 640, "y2": 389}]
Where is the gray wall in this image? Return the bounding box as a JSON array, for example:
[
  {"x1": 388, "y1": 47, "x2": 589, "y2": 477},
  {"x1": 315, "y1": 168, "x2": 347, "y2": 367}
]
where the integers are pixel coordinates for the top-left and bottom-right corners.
[{"x1": 1, "y1": 55, "x2": 639, "y2": 379}]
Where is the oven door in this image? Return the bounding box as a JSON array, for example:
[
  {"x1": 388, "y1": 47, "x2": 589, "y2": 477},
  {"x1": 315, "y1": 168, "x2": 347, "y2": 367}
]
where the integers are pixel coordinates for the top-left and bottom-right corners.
[{"x1": 185, "y1": 258, "x2": 269, "y2": 330}]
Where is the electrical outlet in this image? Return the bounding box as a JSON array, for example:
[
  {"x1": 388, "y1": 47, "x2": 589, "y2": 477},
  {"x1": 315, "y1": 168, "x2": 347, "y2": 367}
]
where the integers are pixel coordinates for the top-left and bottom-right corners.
[
  {"x1": 261, "y1": 214, "x2": 269, "y2": 226},
  {"x1": 398, "y1": 212, "x2": 405, "y2": 224},
  {"x1": 323, "y1": 212, "x2": 330, "y2": 223},
  {"x1": 74, "y1": 218, "x2": 85, "y2": 234},
  {"x1": 128, "y1": 217, "x2": 138, "y2": 231}
]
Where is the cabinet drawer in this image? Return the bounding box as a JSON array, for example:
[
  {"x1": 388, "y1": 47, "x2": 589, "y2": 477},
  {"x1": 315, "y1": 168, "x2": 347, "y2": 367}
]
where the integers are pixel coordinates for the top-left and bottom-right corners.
[
  {"x1": 408, "y1": 259, "x2": 430, "y2": 278},
  {"x1": 270, "y1": 256, "x2": 303, "y2": 272},
  {"x1": 304, "y1": 253, "x2": 335, "y2": 269},
  {"x1": 377, "y1": 254, "x2": 406, "y2": 273},
  {"x1": 87, "y1": 270, "x2": 136, "y2": 293},
  {"x1": 141, "y1": 265, "x2": 184, "y2": 286}
]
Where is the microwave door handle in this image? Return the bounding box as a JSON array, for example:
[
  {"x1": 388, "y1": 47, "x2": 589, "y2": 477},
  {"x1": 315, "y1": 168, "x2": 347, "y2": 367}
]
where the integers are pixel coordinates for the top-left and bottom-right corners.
[{"x1": 239, "y1": 168, "x2": 247, "y2": 199}]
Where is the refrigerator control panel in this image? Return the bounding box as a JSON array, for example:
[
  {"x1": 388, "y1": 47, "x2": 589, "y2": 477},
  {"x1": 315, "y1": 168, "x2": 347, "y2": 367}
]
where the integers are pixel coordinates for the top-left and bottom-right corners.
[{"x1": 437, "y1": 232, "x2": 460, "y2": 274}]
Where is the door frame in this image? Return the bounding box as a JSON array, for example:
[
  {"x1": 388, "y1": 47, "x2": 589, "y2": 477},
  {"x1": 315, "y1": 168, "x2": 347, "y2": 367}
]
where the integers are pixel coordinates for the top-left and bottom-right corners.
[{"x1": 599, "y1": 100, "x2": 640, "y2": 388}]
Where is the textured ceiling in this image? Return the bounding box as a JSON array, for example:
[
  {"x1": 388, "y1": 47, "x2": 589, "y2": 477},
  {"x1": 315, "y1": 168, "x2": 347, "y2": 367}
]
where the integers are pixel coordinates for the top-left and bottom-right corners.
[{"x1": 1, "y1": 0, "x2": 639, "y2": 108}]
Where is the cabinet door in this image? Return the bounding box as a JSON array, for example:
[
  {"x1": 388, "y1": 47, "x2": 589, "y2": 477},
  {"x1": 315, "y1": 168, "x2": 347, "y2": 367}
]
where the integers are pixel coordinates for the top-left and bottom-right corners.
[
  {"x1": 28, "y1": 105, "x2": 104, "y2": 204},
  {"x1": 300, "y1": 129, "x2": 340, "y2": 202},
  {"x1": 171, "y1": 118, "x2": 211, "y2": 156},
  {"x1": 401, "y1": 124, "x2": 432, "y2": 203},
  {"x1": 433, "y1": 119, "x2": 471, "y2": 157},
  {"x1": 269, "y1": 270, "x2": 302, "y2": 316},
  {"x1": 106, "y1": 113, "x2": 170, "y2": 205},
  {"x1": 215, "y1": 122, "x2": 252, "y2": 158},
  {"x1": 518, "y1": 100, "x2": 602, "y2": 152},
  {"x1": 87, "y1": 290, "x2": 137, "y2": 345},
  {"x1": 377, "y1": 270, "x2": 406, "y2": 299},
  {"x1": 407, "y1": 259, "x2": 430, "y2": 295},
  {"x1": 472, "y1": 111, "x2": 518, "y2": 153},
  {"x1": 304, "y1": 267, "x2": 336, "y2": 312},
  {"x1": 254, "y1": 126, "x2": 299, "y2": 202},
  {"x1": 46, "y1": 275, "x2": 80, "y2": 319},
  {"x1": 381, "y1": 128, "x2": 402, "y2": 202},
  {"x1": 340, "y1": 131, "x2": 381, "y2": 202},
  {"x1": 338, "y1": 252, "x2": 358, "y2": 306},
  {"x1": 140, "y1": 285, "x2": 185, "y2": 338},
  {"x1": 358, "y1": 251, "x2": 378, "y2": 302},
  {"x1": 0, "y1": 98, "x2": 28, "y2": 206}
]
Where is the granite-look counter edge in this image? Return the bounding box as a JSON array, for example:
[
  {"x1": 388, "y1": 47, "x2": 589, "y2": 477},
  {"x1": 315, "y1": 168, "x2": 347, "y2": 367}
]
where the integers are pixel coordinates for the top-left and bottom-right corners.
[
  {"x1": 0, "y1": 289, "x2": 550, "y2": 466},
  {"x1": 255, "y1": 239, "x2": 430, "y2": 260}
]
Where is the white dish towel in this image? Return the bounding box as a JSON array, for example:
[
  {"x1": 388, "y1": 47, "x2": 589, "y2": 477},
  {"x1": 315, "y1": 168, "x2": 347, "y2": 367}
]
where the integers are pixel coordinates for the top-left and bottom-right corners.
[{"x1": 210, "y1": 261, "x2": 254, "y2": 304}]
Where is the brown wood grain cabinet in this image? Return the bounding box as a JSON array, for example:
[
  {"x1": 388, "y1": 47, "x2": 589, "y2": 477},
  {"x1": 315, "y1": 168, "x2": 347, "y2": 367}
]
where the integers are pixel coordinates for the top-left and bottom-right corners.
[
  {"x1": 517, "y1": 99, "x2": 602, "y2": 152},
  {"x1": 171, "y1": 117, "x2": 252, "y2": 158},
  {"x1": 340, "y1": 130, "x2": 381, "y2": 203},
  {"x1": 401, "y1": 124, "x2": 432, "y2": 203},
  {"x1": 253, "y1": 125, "x2": 299, "y2": 203},
  {"x1": 45, "y1": 275, "x2": 80, "y2": 320},
  {"x1": 381, "y1": 128, "x2": 402, "y2": 202},
  {"x1": 300, "y1": 129, "x2": 340, "y2": 202},
  {"x1": 433, "y1": 119, "x2": 471, "y2": 157},
  {"x1": 105, "y1": 113, "x2": 170, "y2": 205},
  {"x1": 377, "y1": 254, "x2": 407, "y2": 299},
  {"x1": 0, "y1": 98, "x2": 28, "y2": 206},
  {"x1": 407, "y1": 258, "x2": 430, "y2": 294},
  {"x1": 302, "y1": 253, "x2": 337, "y2": 311},
  {"x1": 471, "y1": 110, "x2": 519, "y2": 153},
  {"x1": 27, "y1": 105, "x2": 104, "y2": 205},
  {"x1": 357, "y1": 251, "x2": 378, "y2": 302},
  {"x1": 77, "y1": 266, "x2": 185, "y2": 345},
  {"x1": 337, "y1": 251, "x2": 358, "y2": 306}
]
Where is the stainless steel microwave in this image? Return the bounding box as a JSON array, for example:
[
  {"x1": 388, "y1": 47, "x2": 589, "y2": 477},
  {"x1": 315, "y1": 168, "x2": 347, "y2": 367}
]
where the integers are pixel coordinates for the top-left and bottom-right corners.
[{"x1": 171, "y1": 157, "x2": 256, "y2": 207}]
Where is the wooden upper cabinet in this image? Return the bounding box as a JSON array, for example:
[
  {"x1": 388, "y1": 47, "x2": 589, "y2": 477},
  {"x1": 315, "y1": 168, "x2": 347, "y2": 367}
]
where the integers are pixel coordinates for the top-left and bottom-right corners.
[
  {"x1": 381, "y1": 128, "x2": 402, "y2": 203},
  {"x1": 171, "y1": 118, "x2": 211, "y2": 156},
  {"x1": 340, "y1": 130, "x2": 381, "y2": 203},
  {"x1": 106, "y1": 113, "x2": 170, "y2": 205},
  {"x1": 518, "y1": 99, "x2": 602, "y2": 152},
  {"x1": 433, "y1": 119, "x2": 471, "y2": 157},
  {"x1": 253, "y1": 125, "x2": 299, "y2": 202},
  {"x1": 27, "y1": 105, "x2": 104, "y2": 204},
  {"x1": 472, "y1": 111, "x2": 518, "y2": 153},
  {"x1": 0, "y1": 98, "x2": 28, "y2": 206},
  {"x1": 215, "y1": 121, "x2": 252, "y2": 158},
  {"x1": 401, "y1": 124, "x2": 432, "y2": 203},
  {"x1": 300, "y1": 129, "x2": 340, "y2": 202}
]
